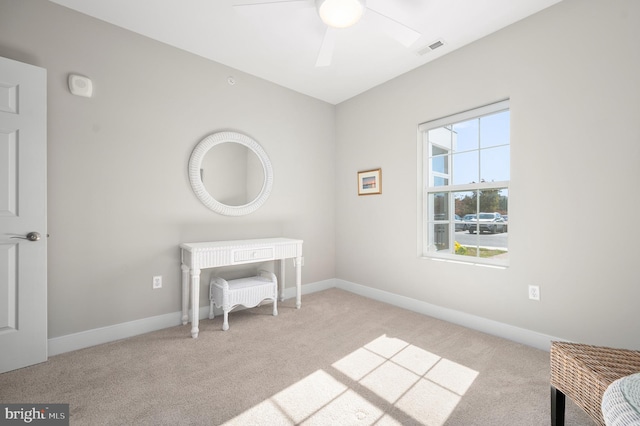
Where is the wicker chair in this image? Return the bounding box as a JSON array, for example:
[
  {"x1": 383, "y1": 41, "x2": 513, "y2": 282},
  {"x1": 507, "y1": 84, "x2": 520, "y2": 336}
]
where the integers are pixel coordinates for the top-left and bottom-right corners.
[{"x1": 550, "y1": 341, "x2": 640, "y2": 426}]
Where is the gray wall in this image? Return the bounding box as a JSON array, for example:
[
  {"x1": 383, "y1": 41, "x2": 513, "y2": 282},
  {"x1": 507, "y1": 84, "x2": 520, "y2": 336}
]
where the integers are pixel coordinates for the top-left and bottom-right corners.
[
  {"x1": 2, "y1": 0, "x2": 638, "y2": 350},
  {"x1": 0, "y1": 0, "x2": 336, "y2": 338},
  {"x1": 335, "y1": 0, "x2": 640, "y2": 350}
]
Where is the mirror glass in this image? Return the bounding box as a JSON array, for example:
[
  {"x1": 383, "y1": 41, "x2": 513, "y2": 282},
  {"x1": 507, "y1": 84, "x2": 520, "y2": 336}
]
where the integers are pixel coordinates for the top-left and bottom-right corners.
[
  {"x1": 200, "y1": 143, "x2": 264, "y2": 206},
  {"x1": 188, "y1": 131, "x2": 273, "y2": 216}
]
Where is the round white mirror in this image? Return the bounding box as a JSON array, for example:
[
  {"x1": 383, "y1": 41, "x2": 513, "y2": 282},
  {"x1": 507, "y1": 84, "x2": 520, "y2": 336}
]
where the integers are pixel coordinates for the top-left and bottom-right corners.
[{"x1": 188, "y1": 131, "x2": 273, "y2": 216}]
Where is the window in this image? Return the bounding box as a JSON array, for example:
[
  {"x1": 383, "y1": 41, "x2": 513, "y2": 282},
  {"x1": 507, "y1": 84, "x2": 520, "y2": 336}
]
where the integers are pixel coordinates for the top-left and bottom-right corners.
[{"x1": 419, "y1": 100, "x2": 510, "y2": 265}]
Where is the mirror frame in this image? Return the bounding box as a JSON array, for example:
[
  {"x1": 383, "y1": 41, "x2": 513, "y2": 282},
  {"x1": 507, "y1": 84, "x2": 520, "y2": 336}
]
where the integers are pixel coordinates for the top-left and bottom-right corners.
[{"x1": 188, "y1": 131, "x2": 273, "y2": 216}]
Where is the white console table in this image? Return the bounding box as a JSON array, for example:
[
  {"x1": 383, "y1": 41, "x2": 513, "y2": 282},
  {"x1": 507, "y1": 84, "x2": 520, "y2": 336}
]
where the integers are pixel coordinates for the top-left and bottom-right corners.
[{"x1": 180, "y1": 238, "x2": 303, "y2": 338}]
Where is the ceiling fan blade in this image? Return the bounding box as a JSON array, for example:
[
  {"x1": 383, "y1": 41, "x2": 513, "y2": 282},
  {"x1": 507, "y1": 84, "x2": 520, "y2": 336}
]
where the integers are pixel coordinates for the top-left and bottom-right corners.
[
  {"x1": 365, "y1": 7, "x2": 421, "y2": 47},
  {"x1": 315, "y1": 27, "x2": 337, "y2": 67},
  {"x1": 233, "y1": 0, "x2": 314, "y2": 10}
]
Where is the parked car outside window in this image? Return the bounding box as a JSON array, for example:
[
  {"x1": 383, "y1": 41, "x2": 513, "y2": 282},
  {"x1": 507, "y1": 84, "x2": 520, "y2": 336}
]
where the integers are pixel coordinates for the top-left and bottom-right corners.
[
  {"x1": 454, "y1": 214, "x2": 464, "y2": 231},
  {"x1": 462, "y1": 214, "x2": 476, "y2": 231},
  {"x1": 467, "y1": 212, "x2": 506, "y2": 234}
]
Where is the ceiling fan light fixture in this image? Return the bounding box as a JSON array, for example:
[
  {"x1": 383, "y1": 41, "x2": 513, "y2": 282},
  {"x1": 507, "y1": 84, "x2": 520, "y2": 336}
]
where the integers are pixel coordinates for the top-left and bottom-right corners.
[{"x1": 316, "y1": 0, "x2": 365, "y2": 29}]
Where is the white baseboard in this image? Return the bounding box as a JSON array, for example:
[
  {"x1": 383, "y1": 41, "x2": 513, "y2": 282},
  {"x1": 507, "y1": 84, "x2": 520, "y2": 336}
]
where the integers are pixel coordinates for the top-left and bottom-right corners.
[
  {"x1": 48, "y1": 278, "x2": 559, "y2": 356},
  {"x1": 334, "y1": 279, "x2": 563, "y2": 351},
  {"x1": 47, "y1": 311, "x2": 183, "y2": 356},
  {"x1": 48, "y1": 279, "x2": 337, "y2": 356}
]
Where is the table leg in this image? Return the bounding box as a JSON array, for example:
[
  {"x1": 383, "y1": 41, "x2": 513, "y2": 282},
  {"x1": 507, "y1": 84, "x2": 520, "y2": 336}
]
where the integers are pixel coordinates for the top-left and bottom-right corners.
[
  {"x1": 181, "y1": 264, "x2": 189, "y2": 325},
  {"x1": 190, "y1": 268, "x2": 201, "y2": 338},
  {"x1": 279, "y1": 259, "x2": 285, "y2": 302},
  {"x1": 295, "y1": 256, "x2": 302, "y2": 309},
  {"x1": 551, "y1": 386, "x2": 565, "y2": 426}
]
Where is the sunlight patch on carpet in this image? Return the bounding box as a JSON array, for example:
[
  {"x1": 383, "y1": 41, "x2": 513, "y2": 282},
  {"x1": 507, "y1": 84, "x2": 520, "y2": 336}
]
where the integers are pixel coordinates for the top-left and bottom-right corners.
[
  {"x1": 272, "y1": 370, "x2": 347, "y2": 423},
  {"x1": 331, "y1": 347, "x2": 386, "y2": 381},
  {"x1": 222, "y1": 334, "x2": 478, "y2": 425},
  {"x1": 395, "y1": 378, "x2": 461, "y2": 425},
  {"x1": 302, "y1": 389, "x2": 384, "y2": 425},
  {"x1": 359, "y1": 360, "x2": 420, "y2": 403},
  {"x1": 425, "y1": 358, "x2": 478, "y2": 395}
]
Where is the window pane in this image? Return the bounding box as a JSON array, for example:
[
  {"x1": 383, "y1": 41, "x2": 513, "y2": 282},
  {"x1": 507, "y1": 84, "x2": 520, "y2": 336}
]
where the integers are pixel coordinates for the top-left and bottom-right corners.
[
  {"x1": 480, "y1": 145, "x2": 509, "y2": 182},
  {"x1": 480, "y1": 110, "x2": 510, "y2": 148},
  {"x1": 454, "y1": 191, "x2": 475, "y2": 236},
  {"x1": 477, "y1": 188, "x2": 504, "y2": 213},
  {"x1": 452, "y1": 119, "x2": 479, "y2": 152},
  {"x1": 433, "y1": 223, "x2": 449, "y2": 251},
  {"x1": 501, "y1": 188, "x2": 509, "y2": 261},
  {"x1": 432, "y1": 145, "x2": 448, "y2": 156},
  {"x1": 428, "y1": 192, "x2": 452, "y2": 252},
  {"x1": 453, "y1": 242, "x2": 469, "y2": 257},
  {"x1": 431, "y1": 154, "x2": 449, "y2": 175},
  {"x1": 454, "y1": 191, "x2": 477, "y2": 218},
  {"x1": 429, "y1": 192, "x2": 449, "y2": 220},
  {"x1": 452, "y1": 150, "x2": 479, "y2": 185},
  {"x1": 498, "y1": 188, "x2": 509, "y2": 218},
  {"x1": 429, "y1": 127, "x2": 454, "y2": 150},
  {"x1": 433, "y1": 176, "x2": 449, "y2": 186}
]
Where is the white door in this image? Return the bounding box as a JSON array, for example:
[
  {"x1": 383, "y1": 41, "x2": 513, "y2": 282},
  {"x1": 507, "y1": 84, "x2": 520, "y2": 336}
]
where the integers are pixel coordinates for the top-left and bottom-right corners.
[{"x1": 0, "y1": 56, "x2": 47, "y2": 373}]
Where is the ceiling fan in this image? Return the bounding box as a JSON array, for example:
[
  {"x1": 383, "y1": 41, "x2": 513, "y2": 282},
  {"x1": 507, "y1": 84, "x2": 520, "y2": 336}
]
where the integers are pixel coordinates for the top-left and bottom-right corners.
[{"x1": 233, "y1": 0, "x2": 422, "y2": 67}]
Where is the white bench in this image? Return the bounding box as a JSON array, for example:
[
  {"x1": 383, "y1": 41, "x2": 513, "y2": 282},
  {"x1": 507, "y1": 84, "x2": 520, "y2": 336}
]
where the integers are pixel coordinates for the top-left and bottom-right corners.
[{"x1": 209, "y1": 270, "x2": 278, "y2": 331}]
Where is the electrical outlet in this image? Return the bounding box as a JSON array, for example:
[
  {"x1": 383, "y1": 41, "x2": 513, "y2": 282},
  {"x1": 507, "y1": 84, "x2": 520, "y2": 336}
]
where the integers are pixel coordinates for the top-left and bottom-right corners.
[
  {"x1": 152, "y1": 276, "x2": 162, "y2": 289},
  {"x1": 528, "y1": 285, "x2": 540, "y2": 301}
]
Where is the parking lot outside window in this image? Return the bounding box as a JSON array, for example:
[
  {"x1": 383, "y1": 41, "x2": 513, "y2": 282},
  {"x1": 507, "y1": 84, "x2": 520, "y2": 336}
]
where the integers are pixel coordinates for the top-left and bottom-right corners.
[{"x1": 419, "y1": 100, "x2": 510, "y2": 266}]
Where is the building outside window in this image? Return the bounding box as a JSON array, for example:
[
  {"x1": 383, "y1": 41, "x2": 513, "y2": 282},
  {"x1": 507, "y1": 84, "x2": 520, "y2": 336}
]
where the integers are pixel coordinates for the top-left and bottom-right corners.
[{"x1": 419, "y1": 100, "x2": 510, "y2": 266}]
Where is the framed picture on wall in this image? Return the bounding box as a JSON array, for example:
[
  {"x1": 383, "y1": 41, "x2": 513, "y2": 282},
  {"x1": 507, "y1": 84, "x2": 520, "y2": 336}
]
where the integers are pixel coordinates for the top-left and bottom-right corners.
[{"x1": 357, "y1": 168, "x2": 382, "y2": 195}]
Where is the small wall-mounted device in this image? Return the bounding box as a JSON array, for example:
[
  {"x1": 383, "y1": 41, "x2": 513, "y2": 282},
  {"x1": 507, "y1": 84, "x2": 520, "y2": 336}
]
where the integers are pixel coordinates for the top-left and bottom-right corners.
[{"x1": 68, "y1": 74, "x2": 93, "y2": 98}]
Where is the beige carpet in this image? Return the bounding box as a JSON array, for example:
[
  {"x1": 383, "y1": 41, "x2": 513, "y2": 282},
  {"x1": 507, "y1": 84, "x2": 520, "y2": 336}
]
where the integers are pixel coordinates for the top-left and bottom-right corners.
[{"x1": 1, "y1": 288, "x2": 593, "y2": 425}]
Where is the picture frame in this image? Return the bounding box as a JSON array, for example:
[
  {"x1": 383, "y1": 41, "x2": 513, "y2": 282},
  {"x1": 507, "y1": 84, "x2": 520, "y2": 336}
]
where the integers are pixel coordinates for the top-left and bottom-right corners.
[{"x1": 357, "y1": 168, "x2": 382, "y2": 195}]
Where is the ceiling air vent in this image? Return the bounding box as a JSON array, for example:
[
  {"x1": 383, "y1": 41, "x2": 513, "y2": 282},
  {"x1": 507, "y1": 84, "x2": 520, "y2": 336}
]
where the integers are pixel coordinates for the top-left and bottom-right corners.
[{"x1": 417, "y1": 39, "x2": 445, "y2": 56}]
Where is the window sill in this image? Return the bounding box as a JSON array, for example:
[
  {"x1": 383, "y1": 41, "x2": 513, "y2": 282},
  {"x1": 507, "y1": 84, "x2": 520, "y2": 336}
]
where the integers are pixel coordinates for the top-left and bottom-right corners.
[{"x1": 420, "y1": 254, "x2": 508, "y2": 269}]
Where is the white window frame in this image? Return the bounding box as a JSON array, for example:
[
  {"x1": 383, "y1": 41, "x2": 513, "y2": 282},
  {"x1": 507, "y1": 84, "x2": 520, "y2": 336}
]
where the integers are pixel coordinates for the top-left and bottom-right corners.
[{"x1": 417, "y1": 99, "x2": 510, "y2": 267}]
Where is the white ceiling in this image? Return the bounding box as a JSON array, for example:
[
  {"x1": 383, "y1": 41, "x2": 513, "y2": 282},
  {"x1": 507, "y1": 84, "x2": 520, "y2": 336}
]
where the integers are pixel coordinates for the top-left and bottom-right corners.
[{"x1": 49, "y1": 0, "x2": 561, "y2": 105}]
